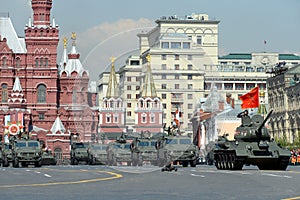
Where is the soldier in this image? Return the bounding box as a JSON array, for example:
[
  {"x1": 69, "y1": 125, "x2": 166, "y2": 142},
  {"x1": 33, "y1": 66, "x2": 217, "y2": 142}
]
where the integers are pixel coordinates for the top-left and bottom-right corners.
[{"x1": 237, "y1": 110, "x2": 249, "y2": 118}]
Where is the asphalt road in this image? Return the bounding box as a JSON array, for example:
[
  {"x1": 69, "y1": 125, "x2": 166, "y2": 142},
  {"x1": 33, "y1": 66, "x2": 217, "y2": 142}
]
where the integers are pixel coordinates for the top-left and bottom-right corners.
[{"x1": 0, "y1": 164, "x2": 300, "y2": 200}]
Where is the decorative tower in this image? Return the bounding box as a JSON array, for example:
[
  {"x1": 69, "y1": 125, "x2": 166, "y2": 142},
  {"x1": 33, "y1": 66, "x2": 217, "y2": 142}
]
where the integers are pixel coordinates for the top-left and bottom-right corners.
[
  {"x1": 134, "y1": 54, "x2": 163, "y2": 134},
  {"x1": 23, "y1": 0, "x2": 59, "y2": 130},
  {"x1": 99, "y1": 57, "x2": 126, "y2": 141},
  {"x1": 58, "y1": 33, "x2": 97, "y2": 142}
]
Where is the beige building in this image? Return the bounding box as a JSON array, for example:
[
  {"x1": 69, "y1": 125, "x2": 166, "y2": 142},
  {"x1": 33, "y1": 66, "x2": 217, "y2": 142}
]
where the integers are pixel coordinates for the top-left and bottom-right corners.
[{"x1": 267, "y1": 63, "x2": 300, "y2": 143}]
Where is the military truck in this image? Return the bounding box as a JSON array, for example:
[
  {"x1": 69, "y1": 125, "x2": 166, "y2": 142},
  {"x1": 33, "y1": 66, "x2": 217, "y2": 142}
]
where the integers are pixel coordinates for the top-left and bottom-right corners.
[
  {"x1": 156, "y1": 134, "x2": 199, "y2": 167},
  {"x1": 10, "y1": 139, "x2": 43, "y2": 167},
  {"x1": 70, "y1": 142, "x2": 89, "y2": 165},
  {"x1": 2, "y1": 143, "x2": 12, "y2": 167},
  {"x1": 41, "y1": 150, "x2": 57, "y2": 165},
  {"x1": 87, "y1": 143, "x2": 108, "y2": 165},
  {"x1": 214, "y1": 110, "x2": 291, "y2": 170},
  {"x1": 107, "y1": 135, "x2": 132, "y2": 166},
  {"x1": 130, "y1": 132, "x2": 162, "y2": 166}
]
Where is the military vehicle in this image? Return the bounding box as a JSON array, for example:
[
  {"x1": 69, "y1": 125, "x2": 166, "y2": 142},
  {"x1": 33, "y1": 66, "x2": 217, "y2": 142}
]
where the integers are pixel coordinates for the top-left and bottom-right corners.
[
  {"x1": 130, "y1": 131, "x2": 160, "y2": 166},
  {"x1": 107, "y1": 135, "x2": 132, "y2": 166},
  {"x1": 156, "y1": 134, "x2": 199, "y2": 167},
  {"x1": 2, "y1": 143, "x2": 12, "y2": 167},
  {"x1": 41, "y1": 150, "x2": 57, "y2": 165},
  {"x1": 214, "y1": 110, "x2": 290, "y2": 170},
  {"x1": 10, "y1": 139, "x2": 43, "y2": 167},
  {"x1": 87, "y1": 143, "x2": 108, "y2": 165},
  {"x1": 70, "y1": 142, "x2": 89, "y2": 165}
]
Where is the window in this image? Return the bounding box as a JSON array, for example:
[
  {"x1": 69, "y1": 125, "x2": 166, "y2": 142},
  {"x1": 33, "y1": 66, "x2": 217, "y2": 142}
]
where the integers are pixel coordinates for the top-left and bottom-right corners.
[
  {"x1": 136, "y1": 94, "x2": 140, "y2": 99},
  {"x1": 188, "y1": 75, "x2": 193, "y2": 80},
  {"x1": 72, "y1": 90, "x2": 77, "y2": 103},
  {"x1": 187, "y1": 55, "x2": 192, "y2": 61},
  {"x1": 188, "y1": 84, "x2": 193, "y2": 89},
  {"x1": 136, "y1": 86, "x2": 140, "y2": 90},
  {"x1": 174, "y1": 55, "x2": 180, "y2": 60},
  {"x1": 175, "y1": 84, "x2": 179, "y2": 89},
  {"x1": 188, "y1": 64, "x2": 193, "y2": 70},
  {"x1": 183, "y1": 42, "x2": 190, "y2": 49},
  {"x1": 141, "y1": 113, "x2": 147, "y2": 123},
  {"x1": 188, "y1": 94, "x2": 193, "y2": 99},
  {"x1": 162, "y1": 94, "x2": 167, "y2": 99},
  {"x1": 175, "y1": 75, "x2": 179, "y2": 80},
  {"x1": 162, "y1": 84, "x2": 167, "y2": 89},
  {"x1": 188, "y1": 104, "x2": 193, "y2": 109},
  {"x1": 113, "y1": 114, "x2": 119, "y2": 123},
  {"x1": 162, "y1": 103, "x2": 167, "y2": 109},
  {"x1": 39, "y1": 113, "x2": 45, "y2": 120},
  {"x1": 161, "y1": 42, "x2": 169, "y2": 49},
  {"x1": 106, "y1": 114, "x2": 111, "y2": 123},
  {"x1": 16, "y1": 58, "x2": 21, "y2": 67},
  {"x1": 162, "y1": 74, "x2": 166, "y2": 79},
  {"x1": 127, "y1": 94, "x2": 131, "y2": 99},
  {"x1": 45, "y1": 58, "x2": 49, "y2": 67},
  {"x1": 175, "y1": 64, "x2": 179, "y2": 70},
  {"x1": 150, "y1": 113, "x2": 155, "y2": 123},
  {"x1": 188, "y1": 113, "x2": 193, "y2": 119},
  {"x1": 197, "y1": 36, "x2": 202, "y2": 45},
  {"x1": 161, "y1": 64, "x2": 167, "y2": 70},
  {"x1": 1, "y1": 57, "x2": 7, "y2": 67},
  {"x1": 37, "y1": 84, "x2": 46, "y2": 103},
  {"x1": 161, "y1": 55, "x2": 167, "y2": 60},
  {"x1": 1, "y1": 84, "x2": 8, "y2": 102},
  {"x1": 127, "y1": 103, "x2": 132, "y2": 108},
  {"x1": 127, "y1": 77, "x2": 131, "y2": 82},
  {"x1": 127, "y1": 111, "x2": 132, "y2": 117},
  {"x1": 35, "y1": 58, "x2": 39, "y2": 67},
  {"x1": 127, "y1": 86, "x2": 131, "y2": 90},
  {"x1": 171, "y1": 42, "x2": 181, "y2": 49}
]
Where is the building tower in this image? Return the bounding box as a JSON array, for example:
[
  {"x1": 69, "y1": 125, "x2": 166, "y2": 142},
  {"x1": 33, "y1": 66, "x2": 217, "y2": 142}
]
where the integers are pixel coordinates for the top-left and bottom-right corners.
[
  {"x1": 99, "y1": 57, "x2": 126, "y2": 141},
  {"x1": 58, "y1": 33, "x2": 96, "y2": 142},
  {"x1": 24, "y1": 0, "x2": 59, "y2": 130},
  {"x1": 134, "y1": 54, "x2": 163, "y2": 134}
]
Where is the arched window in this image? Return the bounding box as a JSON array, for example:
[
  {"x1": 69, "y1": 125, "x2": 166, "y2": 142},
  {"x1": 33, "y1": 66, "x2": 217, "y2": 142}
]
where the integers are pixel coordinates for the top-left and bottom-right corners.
[
  {"x1": 37, "y1": 84, "x2": 46, "y2": 103},
  {"x1": 35, "y1": 58, "x2": 39, "y2": 67},
  {"x1": 16, "y1": 57, "x2": 21, "y2": 67},
  {"x1": 2, "y1": 57, "x2": 7, "y2": 67},
  {"x1": 1, "y1": 84, "x2": 8, "y2": 102}
]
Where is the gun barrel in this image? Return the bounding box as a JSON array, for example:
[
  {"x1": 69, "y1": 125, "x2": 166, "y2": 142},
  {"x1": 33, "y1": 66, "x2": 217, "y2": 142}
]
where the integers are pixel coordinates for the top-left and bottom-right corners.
[{"x1": 256, "y1": 110, "x2": 273, "y2": 134}]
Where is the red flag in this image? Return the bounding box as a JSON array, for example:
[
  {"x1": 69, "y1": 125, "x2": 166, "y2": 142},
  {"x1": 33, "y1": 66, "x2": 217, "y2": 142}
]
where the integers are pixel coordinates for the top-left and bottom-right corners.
[{"x1": 239, "y1": 86, "x2": 259, "y2": 109}]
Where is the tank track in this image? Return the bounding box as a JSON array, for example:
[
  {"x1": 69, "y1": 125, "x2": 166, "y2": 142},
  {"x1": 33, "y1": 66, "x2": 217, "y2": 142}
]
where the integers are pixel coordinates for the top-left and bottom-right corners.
[{"x1": 214, "y1": 151, "x2": 244, "y2": 170}]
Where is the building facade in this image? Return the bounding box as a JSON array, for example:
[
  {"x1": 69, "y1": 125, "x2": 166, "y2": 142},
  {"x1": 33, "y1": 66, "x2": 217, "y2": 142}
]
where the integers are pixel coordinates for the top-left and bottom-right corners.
[{"x1": 0, "y1": 0, "x2": 98, "y2": 159}]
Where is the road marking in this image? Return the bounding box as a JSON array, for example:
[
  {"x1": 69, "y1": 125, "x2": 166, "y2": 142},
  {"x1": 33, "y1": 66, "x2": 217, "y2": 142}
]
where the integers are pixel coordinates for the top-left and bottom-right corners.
[
  {"x1": 261, "y1": 173, "x2": 291, "y2": 178},
  {"x1": 282, "y1": 196, "x2": 300, "y2": 200},
  {"x1": 35, "y1": 171, "x2": 41, "y2": 174},
  {"x1": 44, "y1": 174, "x2": 51, "y2": 178},
  {"x1": 0, "y1": 170, "x2": 122, "y2": 188},
  {"x1": 191, "y1": 173, "x2": 205, "y2": 178}
]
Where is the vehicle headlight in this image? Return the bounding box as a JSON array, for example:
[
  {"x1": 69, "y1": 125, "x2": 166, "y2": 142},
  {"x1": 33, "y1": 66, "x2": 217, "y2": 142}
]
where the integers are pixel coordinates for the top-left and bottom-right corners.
[{"x1": 18, "y1": 153, "x2": 22, "y2": 156}]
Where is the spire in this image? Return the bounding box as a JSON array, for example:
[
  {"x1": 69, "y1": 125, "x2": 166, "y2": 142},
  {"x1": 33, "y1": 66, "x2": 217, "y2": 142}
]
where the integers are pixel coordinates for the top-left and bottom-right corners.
[
  {"x1": 28, "y1": 17, "x2": 32, "y2": 27},
  {"x1": 52, "y1": 17, "x2": 56, "y2": 27},
  {"x1": 106, "y1": 57, "x2": 119, "y2": 98},
  {"x1": 141, "y1": 54, "x2": 157, "y2": 98},
  {"x1": 50, "y1": 116, "x2": 66, "y2": 134},
  {"x1": 8, "y1": 77, "x2": 27, "y2": 104},
  {"x1": 59, "y1": 37, "x2": 68, "y2": 71},
  {"x1": 13, "y1": 77, "x2": 22, "y2": 92}
]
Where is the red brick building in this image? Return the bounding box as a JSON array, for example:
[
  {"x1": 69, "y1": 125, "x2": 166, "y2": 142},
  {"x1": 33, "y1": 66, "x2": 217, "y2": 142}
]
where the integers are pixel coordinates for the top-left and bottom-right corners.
[{"x1": 0, "y1": 0, "x2": 98, "y2": 159}]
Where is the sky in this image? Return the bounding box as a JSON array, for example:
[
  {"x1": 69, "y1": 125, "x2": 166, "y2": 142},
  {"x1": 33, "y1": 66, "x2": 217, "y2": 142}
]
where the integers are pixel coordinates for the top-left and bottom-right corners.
[{"x1": 1, "y1": 0, "x2": 300, "y2": 81}]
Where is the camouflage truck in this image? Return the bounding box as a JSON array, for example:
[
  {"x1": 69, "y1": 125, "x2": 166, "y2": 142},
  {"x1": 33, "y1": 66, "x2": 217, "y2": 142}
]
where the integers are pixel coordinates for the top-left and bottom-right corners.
[
  {"x1": 156, "y1": 134, "x2": 199, "y2": 167},
  {"x1": 107, "y1": 137, "x2": 132, "y2": 166},
  {"x1": 130, "y1": 132, "x2": 162, "y2": 166},
  {"x1": 87, "y1": 143, "x2": 108, "y2": 165},
  {"x1": 10, "y1": 139, "x2": 43, "y2": 167},
  {"x1": 70, "y1": 142, "x2": 89, "y2": 165}
]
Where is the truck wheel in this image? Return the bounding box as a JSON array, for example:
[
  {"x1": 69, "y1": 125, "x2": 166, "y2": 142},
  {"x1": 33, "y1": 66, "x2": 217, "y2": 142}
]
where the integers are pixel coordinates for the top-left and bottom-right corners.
[
  {"x1": 190, "y1": 159, "x2": 197, "y2": 167},
  {"x1": 182, "y1": 161, "x2": 188, "y2": 167},
  {"x1": 2, "y1": 157, "x2": 9, "y2": 167},
  {"x1": 35, "y1": 160, "x2": 42, "y2": 167},
  {"x1": 13, "y1": 158, "x2": 19, "y2": 168}
]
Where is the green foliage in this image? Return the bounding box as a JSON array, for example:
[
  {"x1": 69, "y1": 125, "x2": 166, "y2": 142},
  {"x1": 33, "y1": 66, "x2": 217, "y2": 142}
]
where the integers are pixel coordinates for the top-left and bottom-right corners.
[{"x1": 275, "y1": 131, "x2": 300, "y2": 149}]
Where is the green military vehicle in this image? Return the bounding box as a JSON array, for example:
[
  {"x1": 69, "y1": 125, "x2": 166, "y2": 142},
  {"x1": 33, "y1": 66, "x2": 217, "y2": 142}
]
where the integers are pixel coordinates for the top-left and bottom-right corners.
[
  {"x1": 2, "y1": 143, "x2": 12, "y2": 167},
  {"x1": 130, "y1": 132, "x2": 161, "y2": 166},
  {"x1": 70, "y1": 142, "x2": 89, "y2": 165},
  {"x1": 214, "y1": 110, "x2": 290, "y2": 170},
  {"x1": 156, "y1": 134, "x2": 199, "y2": 167},
  {"x1": 10, "y1": 139, "x2": 43, "y2": 167},
  {"x1": 107, "y1": 136, "x2": 132, "y2": 166},
  {"x1": 41, "y1": 150, "x2": 57, "y2": 165},
  {"x1": 87, "y1": 143, "x2": 108, "y2": 165}
]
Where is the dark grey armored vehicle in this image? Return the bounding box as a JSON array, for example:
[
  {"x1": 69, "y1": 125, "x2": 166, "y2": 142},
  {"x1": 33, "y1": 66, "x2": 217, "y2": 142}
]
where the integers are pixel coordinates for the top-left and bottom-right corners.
[
  {"x1": 70, "y1": 142, "x2": 89, "y2": 165},
  {"x1": 87, "y1": 143, "x2": 108, "y2": 165}
]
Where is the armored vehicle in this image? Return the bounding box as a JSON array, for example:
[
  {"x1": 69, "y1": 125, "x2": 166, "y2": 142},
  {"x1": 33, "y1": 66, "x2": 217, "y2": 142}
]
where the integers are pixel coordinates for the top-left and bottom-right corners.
[
  {"x1": 41, "y1": 150, "x2": 57, "y2": 165},
  {"x1": 2, "y1": 143, "x2": 13, "y2": 167},
  {"x1": 107, "y1": 137, "x2": 132, "y2": 166},
  {"x1": 130, "y1": 132, "x2": 160, "y2": 166},
  {"x1": 11, "y1": 139, "x2": 43, "y2": 167},
  {"x1": 87, "y1": 143, "x2": 108, "y2": 165},
  {"x1": 70, "y1": 142, "x2": 89, "y2": 165},
  {"x1": 214, "y1": 110, "x2": 290, "y2": 170},
  {"x1": 156, "y1": 134, "x2": 199, "y2": 167}
]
